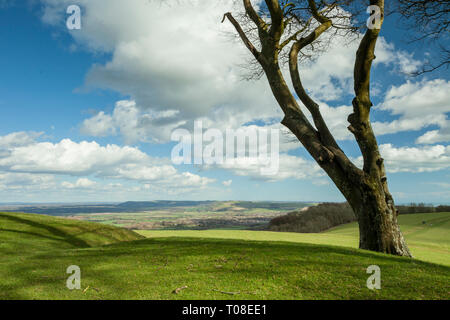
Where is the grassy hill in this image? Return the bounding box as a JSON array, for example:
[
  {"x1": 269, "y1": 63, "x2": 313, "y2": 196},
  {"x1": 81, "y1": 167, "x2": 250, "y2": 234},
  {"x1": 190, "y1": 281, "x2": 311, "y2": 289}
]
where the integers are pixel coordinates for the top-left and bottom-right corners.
[
  {"x1": 326, "y1": 212, "x2": 450, "y2": 266},
  {"x1": 0, "y1": 212, "x2": 144, "y2": 255},
  {"x1": 1, "y1": 212, "x2": 449, "y2": 300},
  {"x1": 138, "y1": 212, "x2": 450, "y2": 266}
]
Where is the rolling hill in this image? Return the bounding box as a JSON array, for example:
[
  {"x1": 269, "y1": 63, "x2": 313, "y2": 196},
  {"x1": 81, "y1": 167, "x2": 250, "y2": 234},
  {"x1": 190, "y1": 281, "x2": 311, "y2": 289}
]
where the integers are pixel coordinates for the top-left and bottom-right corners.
[
  {"x1": 138, "y1": 212, "x2": 450, "y2": 266},
  {"x1": 0, "y1": 211, "x2": 448, "y2": 300}
]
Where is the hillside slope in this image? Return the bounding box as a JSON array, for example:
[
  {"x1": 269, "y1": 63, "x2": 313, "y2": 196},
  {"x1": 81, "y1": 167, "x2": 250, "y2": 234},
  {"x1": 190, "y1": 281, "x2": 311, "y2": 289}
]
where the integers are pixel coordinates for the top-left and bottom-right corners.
[
  {"x1": 0, "y1": 212, "x2": 144, "y2": 255},
  {"x1": 0, "y1": 212, "x2": 448, "y2": 300},
  {"x1": 138, "y1": 212, "x2": 450, "y2": 266},
  {"x1": 326, "y1": 212, "x2": 450, "y2": 266}
]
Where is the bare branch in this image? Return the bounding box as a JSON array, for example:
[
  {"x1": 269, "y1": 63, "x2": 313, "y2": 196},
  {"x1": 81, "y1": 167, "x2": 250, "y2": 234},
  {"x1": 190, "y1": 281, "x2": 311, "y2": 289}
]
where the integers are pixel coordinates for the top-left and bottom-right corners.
[
  {"x1": 243, "y1": 0, "x2": 268, "y2": 32},
  {"x1": 349, "y1": 0, "x2": 385, "y2": 174},
  {"x1": 222, "y1": 12, "x2": 263, "y2": 63},
  {"x1": 395, "y1": 0, "x2": 450, "y2": 75}
]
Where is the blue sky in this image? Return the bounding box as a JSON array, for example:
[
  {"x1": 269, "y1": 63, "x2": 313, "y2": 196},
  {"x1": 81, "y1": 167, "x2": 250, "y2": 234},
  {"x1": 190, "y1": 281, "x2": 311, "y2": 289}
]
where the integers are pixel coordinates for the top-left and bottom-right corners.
[{"x1": 0, "y1": 0, "x2": 449, "y2": 204}]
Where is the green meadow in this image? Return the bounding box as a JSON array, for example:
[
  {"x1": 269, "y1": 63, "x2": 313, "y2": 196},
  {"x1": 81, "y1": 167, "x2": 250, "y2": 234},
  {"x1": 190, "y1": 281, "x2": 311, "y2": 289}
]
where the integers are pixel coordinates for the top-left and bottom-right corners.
[
  {"x1": 138, "y1": 212, "x2": 450, "y2": 266},
  {"x1": 1, "y1": 211, "x2": 449, "y2": 300}
]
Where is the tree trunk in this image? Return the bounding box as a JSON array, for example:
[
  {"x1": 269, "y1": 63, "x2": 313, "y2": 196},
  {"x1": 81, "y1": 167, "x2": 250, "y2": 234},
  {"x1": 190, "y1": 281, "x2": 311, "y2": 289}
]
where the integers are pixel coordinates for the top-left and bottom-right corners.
[{"x1": 347, "y1": 182, "x2": 412, "y2": 257}]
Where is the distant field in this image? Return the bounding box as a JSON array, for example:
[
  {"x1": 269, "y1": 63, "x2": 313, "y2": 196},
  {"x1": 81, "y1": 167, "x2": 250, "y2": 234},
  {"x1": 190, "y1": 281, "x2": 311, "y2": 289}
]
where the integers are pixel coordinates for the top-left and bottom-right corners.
[
  {"x1": 1, "y1": 211, "x2": 448, "y2": 300},
  {"x1": 1, "y1": 201, "x2": 313, "y2": 230},
  {"x1": 68, "y1": 201, "x2": 313, "y2": 230},
  {"x1": 137, "y1": 212, "x2": 450, "y2": 266}
]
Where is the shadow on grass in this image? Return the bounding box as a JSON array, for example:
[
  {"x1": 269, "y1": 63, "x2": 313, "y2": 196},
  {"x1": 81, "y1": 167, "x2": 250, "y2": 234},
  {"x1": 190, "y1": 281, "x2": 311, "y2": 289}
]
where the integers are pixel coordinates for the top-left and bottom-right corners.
[
  {"x1": 2, "y1": 235, "x2": 449, "y2": 300},
  {"x1": 0, "y1": 213, "x2": 90, "y2": 248},
  {"x1": 110, "y1": 237, "x2": 450, "y2": 268}
]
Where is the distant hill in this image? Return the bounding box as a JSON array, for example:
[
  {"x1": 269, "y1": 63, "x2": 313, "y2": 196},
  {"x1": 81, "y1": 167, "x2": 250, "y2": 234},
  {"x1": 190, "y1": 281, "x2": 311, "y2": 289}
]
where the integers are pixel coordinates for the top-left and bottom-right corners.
[{"x1": 0, "y1": 201, "x2": 311, "y2": 216}]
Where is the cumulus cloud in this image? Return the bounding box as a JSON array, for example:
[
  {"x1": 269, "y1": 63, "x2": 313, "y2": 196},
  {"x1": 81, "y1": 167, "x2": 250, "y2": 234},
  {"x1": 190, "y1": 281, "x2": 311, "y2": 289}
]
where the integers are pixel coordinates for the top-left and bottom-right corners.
[
  {"x1": 373, "y1": 79, "x2": 450, "y2": 141},
  {"x1": 381, "y1": 144, "x2": 450, "y2": 173},
  {"x1": 323, "y1": 79, "x2": 450, "y2": 141},
  {"x1": 315, "y1": 103, "x2": 353, "y2": 140},
  {"x1": 218, "y1": 153, "x2": 324, "y2": 182},
  {"x1": 168, "y1": 121, "x2": 322, "y2": 181},
  {"x1": 379, "y1": 42, "x2": 422, "y2": 75},
  {"x1": 0, "y1": 139, "x2": 148, "y2": 175},
  {"x1": 380, "y1": 79, "x2": 450, "y2": 117},
  {"x1": 417, "y1": 122, "x2": 450, "y2": 144},
  {"x1": 0, "y1": 172, "x2": 55, "y2": 191},
  {"x1": 62, "y1": 178, "x2": 97, "y2": 189},
  {"x1": 0, "y1": 131, "x2": 42, "y2": 148},
  {"x1": 300, "y1": 36, "x2": 422, "y2": 102},
  {"x1": 80, "y1": 100, "x2": 185, "y2": 143},
  {"x1": 79, "y1": 111, "x2": 116, "y2": 137},
  {"x1": 115, "y1": 164, "x2": 214, "y2": 187},
  {"x1": 39, "y1": 0, "x2": 424, "y2": 146},
  {"x1": 32, "y1": 0, "x2": 449, "y2": 195},
  {"x1": 222, "y1": 180, "x2": 232, "y2": 187},
  {"x1": 299, "y1": 85, "x2": 449, "y2": 144},
  {"x1": 354, "y1": 144, "x2": 450, "y2": 173},
  {"x1": 0, "y1": 134, "x2": 214, "y2": 193},
  {"x1": 41, "y1": 0, "x2": 281, "y2": 141}
]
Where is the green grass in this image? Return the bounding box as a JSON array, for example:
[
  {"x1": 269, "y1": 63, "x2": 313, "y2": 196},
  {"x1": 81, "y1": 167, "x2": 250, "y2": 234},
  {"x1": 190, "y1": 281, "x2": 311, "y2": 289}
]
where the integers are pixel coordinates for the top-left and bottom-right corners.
[
  {"x1": 1, "y1": 212, "x2": 449, "y2": 300},
  {"x1": 327, "y1": 212, "x2": 450, "y2": 266},
  {"x1": 137, "y1": 212, "x2": 450, "y2": 267},
  {"x1": 0, "y1": 212, "x2": 144, "y2": 255}
]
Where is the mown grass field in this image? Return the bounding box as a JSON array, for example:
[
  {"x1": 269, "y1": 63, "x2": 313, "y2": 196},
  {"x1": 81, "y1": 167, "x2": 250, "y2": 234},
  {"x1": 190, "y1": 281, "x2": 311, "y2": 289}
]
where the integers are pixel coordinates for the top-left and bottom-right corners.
[{"x1": 1, "y1": 212, "x2": 449, "y2": 300}]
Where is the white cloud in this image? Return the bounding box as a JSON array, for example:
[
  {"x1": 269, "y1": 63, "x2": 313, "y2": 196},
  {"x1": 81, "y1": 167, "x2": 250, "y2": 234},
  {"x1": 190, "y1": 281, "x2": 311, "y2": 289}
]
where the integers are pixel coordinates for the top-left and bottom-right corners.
[
  {"x1": 364, "y1": 144, "x2": 450, "y2": 173},
  {"x1": 62, "y1": 178, "x2": 97, "y2": 189},
  {"x1": 0, "y1": 172, "x2": 55, "y2": 190},
  {"x1": 0, "y1": 134, "x2": 214, "y2": 193},
  {"x1": 380, "y1": 79, "x2": 450, "y2": 117},
  {"x1": 219, "y1": 153, "x2": 324, "y2": 182},
  {"x1": 222, "y1": 179, "x2": 232, "y2": 187},
  {"x1": 316, "y1": 103, "x2": 353, "y2": 140},
  {"x1": 417, "y1": 122, "x2": 450, "y2": 144},
  {"x1": 115, "y1": 164, "x2": 214, "y2": 187},
  {"x1": 81, "y1": 100, "x2": 185, "y2": 143},
  {"x1": 34, "y1": 1, "x2": 450, "y2": 193},
  {"x1": 315, "y1": 79, "x2": 450, "y2": 141},
  {"x1": 80, "y1": 111, "x2": 115, "y2": 137},
  {"x1": 0, "y1": 131, "x2": 42, "y2": 148},
  {"x1": 359, "y1": 37, "x2": 423, "y2": 75},
  {"x1": 0, "y1": 139, "x2": 148, "y2": 175},
  {"x1": 395, "y1": 51, "x2": 422, "y2": 74},
  {"x1": 373, "y1": 114, "x2": 447, "y2": 136},
  {"x1": 372, "y1": 79, "x2": 450, "y2": 141},
  {"x1": 40, "y1": 0, "x2": 281, "y2": 142},
  {"x1": 40, "y1": 0, "x2": 424, "y2": 145}
]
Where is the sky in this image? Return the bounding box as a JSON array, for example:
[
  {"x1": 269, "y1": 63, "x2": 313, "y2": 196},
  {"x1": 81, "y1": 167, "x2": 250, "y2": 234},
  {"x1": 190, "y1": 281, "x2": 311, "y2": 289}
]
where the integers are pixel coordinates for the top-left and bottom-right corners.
[{"x1": 0, "y1": 0, "x2": 449, "y2": 204}]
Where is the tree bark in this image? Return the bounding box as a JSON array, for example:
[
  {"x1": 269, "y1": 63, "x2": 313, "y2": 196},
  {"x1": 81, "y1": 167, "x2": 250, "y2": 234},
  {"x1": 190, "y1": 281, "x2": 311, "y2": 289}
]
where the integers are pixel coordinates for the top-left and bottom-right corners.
[{"x1": 346, "y1": 180, "x2": 412, "y2": 256}]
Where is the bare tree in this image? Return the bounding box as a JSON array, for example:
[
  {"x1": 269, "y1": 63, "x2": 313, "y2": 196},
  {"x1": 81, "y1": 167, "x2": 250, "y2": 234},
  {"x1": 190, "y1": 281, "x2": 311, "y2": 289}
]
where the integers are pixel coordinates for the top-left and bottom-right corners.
[
  {"x1": 224, "y1": 0, "x2": 412, "y2": 256},
  {"x1": 395, "y1": 0, "x2": 449, "y2": 74}
]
